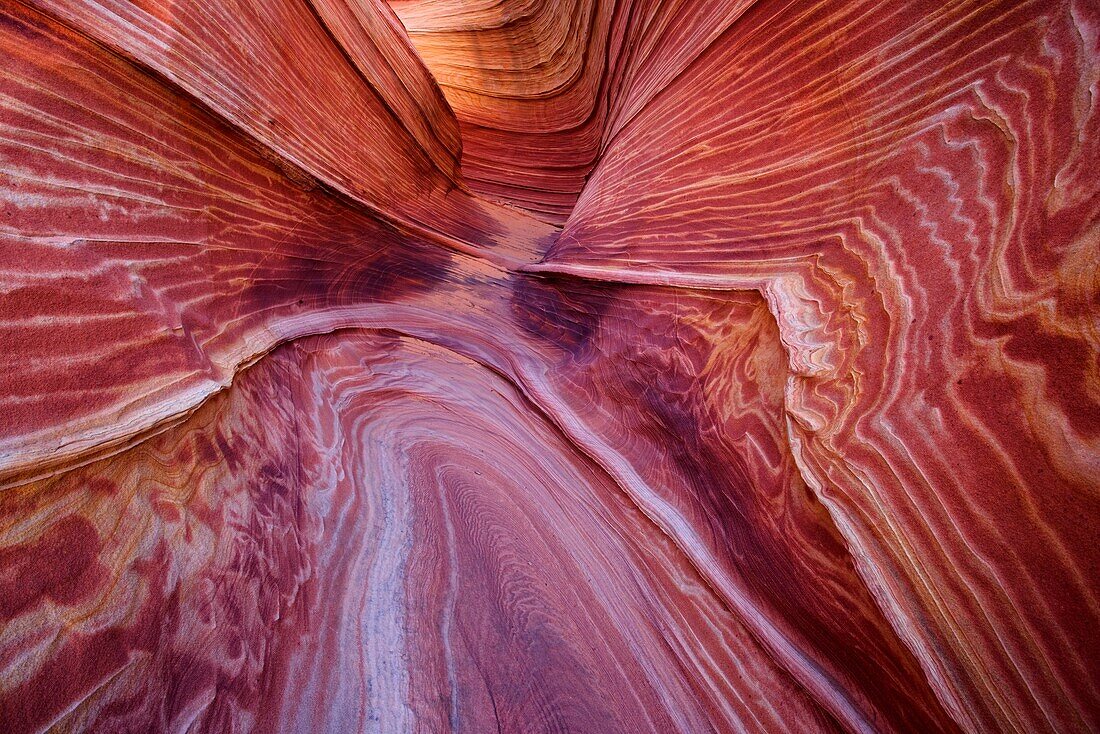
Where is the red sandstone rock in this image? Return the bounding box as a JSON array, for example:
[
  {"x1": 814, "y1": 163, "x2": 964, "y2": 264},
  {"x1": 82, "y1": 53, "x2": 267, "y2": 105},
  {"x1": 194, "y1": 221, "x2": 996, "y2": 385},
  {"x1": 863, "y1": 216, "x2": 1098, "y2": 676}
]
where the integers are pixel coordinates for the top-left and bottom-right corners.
[{"x1": 0, "y1": 0, "x2": 1096, "y2": 732}]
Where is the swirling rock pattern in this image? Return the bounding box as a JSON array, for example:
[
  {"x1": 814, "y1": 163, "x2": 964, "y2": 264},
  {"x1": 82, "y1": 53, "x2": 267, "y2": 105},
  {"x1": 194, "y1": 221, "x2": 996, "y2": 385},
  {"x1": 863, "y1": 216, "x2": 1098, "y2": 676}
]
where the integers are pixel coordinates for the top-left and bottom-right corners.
[{"x1": 0, "y1": 0, "x2": 1096, "y2": 732}]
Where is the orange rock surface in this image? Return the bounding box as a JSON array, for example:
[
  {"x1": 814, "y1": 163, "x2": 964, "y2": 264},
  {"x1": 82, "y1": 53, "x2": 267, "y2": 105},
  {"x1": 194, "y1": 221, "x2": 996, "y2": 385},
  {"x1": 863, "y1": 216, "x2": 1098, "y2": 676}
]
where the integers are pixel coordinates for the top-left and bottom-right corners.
[{"x1": 0, "y1": 0, "x2": 1096, "y2": 732}]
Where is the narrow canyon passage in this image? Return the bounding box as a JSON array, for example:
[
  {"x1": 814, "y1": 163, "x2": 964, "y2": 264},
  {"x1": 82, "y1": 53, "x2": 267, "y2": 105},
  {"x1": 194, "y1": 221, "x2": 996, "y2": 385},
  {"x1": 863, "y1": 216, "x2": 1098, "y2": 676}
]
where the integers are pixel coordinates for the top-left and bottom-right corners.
[{"x1": 0, "y1": 0, "x2": 1096, "y2": 732}]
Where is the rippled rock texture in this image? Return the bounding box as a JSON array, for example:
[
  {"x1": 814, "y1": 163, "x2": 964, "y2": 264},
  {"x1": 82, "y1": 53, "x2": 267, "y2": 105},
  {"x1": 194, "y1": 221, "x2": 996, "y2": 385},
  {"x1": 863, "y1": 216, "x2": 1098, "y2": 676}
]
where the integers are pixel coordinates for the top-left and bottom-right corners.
[{"x1": 0, "y1": 0, "x2": 1097, "y2": 732}]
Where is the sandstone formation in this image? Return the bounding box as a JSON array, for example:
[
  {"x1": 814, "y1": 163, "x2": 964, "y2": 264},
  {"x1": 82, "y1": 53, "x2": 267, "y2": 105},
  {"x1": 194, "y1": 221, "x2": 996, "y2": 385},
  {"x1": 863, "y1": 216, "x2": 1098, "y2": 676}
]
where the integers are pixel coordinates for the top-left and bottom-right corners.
[{"x1": 0, "y1": 0, "x2": 1097, "y2": 732}]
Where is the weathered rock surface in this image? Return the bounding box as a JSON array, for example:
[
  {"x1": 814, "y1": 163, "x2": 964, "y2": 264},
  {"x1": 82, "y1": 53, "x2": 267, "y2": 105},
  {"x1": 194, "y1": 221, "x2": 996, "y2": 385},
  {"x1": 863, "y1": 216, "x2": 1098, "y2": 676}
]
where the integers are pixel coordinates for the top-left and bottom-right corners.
[{"x1": 0, "y1": 0, "x2": 1096, "y2": 732}]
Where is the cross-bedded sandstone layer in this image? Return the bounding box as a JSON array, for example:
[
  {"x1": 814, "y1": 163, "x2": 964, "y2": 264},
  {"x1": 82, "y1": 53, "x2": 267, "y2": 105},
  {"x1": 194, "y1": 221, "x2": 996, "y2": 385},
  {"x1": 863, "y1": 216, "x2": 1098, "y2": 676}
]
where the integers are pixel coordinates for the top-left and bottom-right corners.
[{"x1": 0, "y1": 0, "x2": 1097, "y2": 732}]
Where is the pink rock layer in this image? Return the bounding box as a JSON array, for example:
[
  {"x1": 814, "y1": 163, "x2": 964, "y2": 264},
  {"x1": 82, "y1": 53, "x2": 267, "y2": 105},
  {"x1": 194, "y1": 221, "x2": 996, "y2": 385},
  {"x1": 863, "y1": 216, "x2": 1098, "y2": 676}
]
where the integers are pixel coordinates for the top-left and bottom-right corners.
[{"x1": 0, "y1": 0, "x2": 1096, "y2": 732}]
